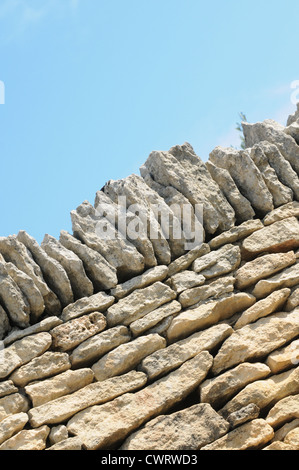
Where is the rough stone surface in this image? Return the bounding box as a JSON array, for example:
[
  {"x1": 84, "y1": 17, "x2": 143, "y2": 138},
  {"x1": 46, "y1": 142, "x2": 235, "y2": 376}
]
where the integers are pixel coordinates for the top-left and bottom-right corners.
[
  {"x1": 178, "y1": 276, "x2": 235, "y2": 309},
  {"x1": 0, "y1": 425, "x2": 50, "y2": 450},
  {"x1": 61, "y1": 292, "x2": 114, "y2": 322},
  {"x1": 226, "y1": 404, "x2": 260, "y2": 429},
  {"x1": 0, "y1": 412, "x2": 29, "y2": 445},
  {"x1": 266, "y1": 394, "x2": 299, "y2": 428},
  {"x1": 252, "y1": 263, "x2": 299, "y2": 299},
  {"x1": 111, "y1": 266, "x2": 169, "y2": 299}
]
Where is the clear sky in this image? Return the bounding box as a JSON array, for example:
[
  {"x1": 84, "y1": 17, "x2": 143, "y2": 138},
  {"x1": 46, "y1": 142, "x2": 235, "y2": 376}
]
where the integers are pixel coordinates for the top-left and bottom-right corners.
[{"x1": 0, "y1": 0, "x2": 299, "y2": 243}]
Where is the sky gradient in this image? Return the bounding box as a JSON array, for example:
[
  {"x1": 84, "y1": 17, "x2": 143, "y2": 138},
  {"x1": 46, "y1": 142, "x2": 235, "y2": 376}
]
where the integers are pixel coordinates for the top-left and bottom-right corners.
[{"x1": 1, "y1": 0, "x2": 299, "y2": 243}]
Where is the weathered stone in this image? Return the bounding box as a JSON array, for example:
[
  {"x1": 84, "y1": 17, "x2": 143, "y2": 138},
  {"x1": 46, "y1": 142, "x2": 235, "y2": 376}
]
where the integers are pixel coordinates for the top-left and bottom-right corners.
[
  {"x1": 111, "y1": 266, "x2": 169, "y2": 300},
  {"x1": 70, "y1": 325, "x2": 131, "y2": 367},
  {"x1": 235, "y1": 252, "x2": 296, "y2": 290},
  {"x1": 226, "y1": 404, "x2": 260, "y2": 429},
  {"x1": 201, "y1": 419, "x2": 274, "y2": 451},
  {"x1": 106, "y1": 282, "x2": 176, "y2": 327},
  {"x1": 286, "y1": 286, "x2": 299, "y2": 311},
  {"x1": 140, "y1": 324, "x2": 232, "y2": 380},
  {"x1": 200, "y1": 363, "x2": 271, "y2": 409},
  {"x1": 67, "y1": 352, "x2": 213, "y2": 450},
  {"x1": 287, "y1": 102, "x2": 299, "y2": 126},
  {"x1": 167, "y1": 293, "x2": 255, "y2": 343},
  {"x1": 92, "y1": 334, "x2": 166, "y2": 381},
  {"x1": 242, "y1": 217, "x2": 299, "y2": 257},
  {"x1": 9, "y1": 351, "x2": 71, "y2": 387},
  {"x1": 25, "y1": 368, "x2": 94, "y2": 408},
  {"x1": 0, "y1": 305, "x2": 10, "y2": 341},
  {"x1": 252, "y1": 263, "x2": 299, "y2": 299},
  {"x1": 50, "y1": 312, "x2": 106, "y2": 351},
  {"x1": 28, "y1": 371, "x2": 147, "y2": 427},
  {"x1": 234, "y1": 288, "x2": 291, "y2": 329},
  {"x1": 272, "y1": 419, "x2": 299, "y2": 443},
  {"x1": 192, "y1": 244, "x2": 241, "y2": 278},
  {"x1": 0, "y1": 381, "x2": 18, "y2": 399},
  {"x1": 17, "y1": 230, "x2": 74, "y2": 308},
  {"x1": 49, "y1": 425, "x2": 69, "y2": 446},
  {"x1": 220, "y1": 367, "x2": 299, "y2": 419},
  {"x1": 41, "y1": 234, "x2": 93, "y2": 299},
  {"x1": 264, "y1": 202, "x2": 299, "y2": 226},
  {"x1": 178, "y1": 276, "x2": 235, "y2": 309},
  {"x1": 0, "y1": 263, "x2": 30, "y2": 328},
  {"x1": 209, "y1": 146, "x2": 274, "y2": 214},
  {"x1": 212, "y1": 310, "x2": 299, "y2": 375},
  {"x1": 0, "y1": 332, "x2": 52, "y2": 379},
  {"x1": 266, "y1": 339, "x2": 299, "y2": 373},
  {"x1": 3, "y1": 316, "x2": 62, "y2": 347},
  {"x1": 283, "y1": 428, "x2": 299, "y2": 450},
  {"x1": 47, "y1": 436, "x2": 82, "y2": 451},
  {"x1": 0, "y1": 393, "x2": 29, "y2": 423},
  {"x1": 0, "y1": 412, "x2": 29, "y2": 446},
  {"x1": 121, "y1": 403, "x2": 229, "y2": 450},
  {"x1": 59, "y1": 230, "x2": 117, "y2": 290},
  {"x1": 263, "y1": 441, "x2": 294, "y2": 450},
  {"x1": 206, "y1": 160, "x2": 255, "y2": 222},
  {"x1": 0, "y1": 425, "x2": 50, "y2": 450},
  {"x1": 266, "y1": 394, "x2": 299, "y2": 428},
  {"x1": 61, "y1": 291, "x2": 114, "y2": 322},
  {"x1": 130, "y1": 301, "x2": 181, "y2": 337},
  {"x1": 208, "y1": 219, "x2": 263, "y2": 250},
  {"x1": 167, "y1": 243, "x2": 210, "y2": 277},
  {"x1": 163, "y1": 271, "x2": 205, "y2": 295}
]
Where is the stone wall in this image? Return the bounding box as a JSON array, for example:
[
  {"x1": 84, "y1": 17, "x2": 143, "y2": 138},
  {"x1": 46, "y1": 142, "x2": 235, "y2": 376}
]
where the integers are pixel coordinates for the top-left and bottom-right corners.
[{"x1": 0, "y1": 104, "x2": 299, "y2": 450}]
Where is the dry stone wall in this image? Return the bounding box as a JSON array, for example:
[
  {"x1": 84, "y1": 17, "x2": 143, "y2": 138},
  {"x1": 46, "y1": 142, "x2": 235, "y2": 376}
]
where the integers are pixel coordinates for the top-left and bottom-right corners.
[{"x1": 1, "y1": 105, "x2": 299, "y2": 450}]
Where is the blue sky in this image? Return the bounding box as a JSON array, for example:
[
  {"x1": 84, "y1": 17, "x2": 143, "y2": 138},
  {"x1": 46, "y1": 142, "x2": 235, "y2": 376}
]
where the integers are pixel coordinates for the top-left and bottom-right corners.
[{"x1": 0, "y1": 0, "x2": 299, "y2": 243}]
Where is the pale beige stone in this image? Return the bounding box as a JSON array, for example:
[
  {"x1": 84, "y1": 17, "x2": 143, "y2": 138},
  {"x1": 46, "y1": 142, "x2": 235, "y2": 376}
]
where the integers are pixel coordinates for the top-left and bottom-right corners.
[
  {"x1": 61, "y1": 291, "x2": 114, "y2": 322},
  {"x1": 167, "y1": 243, "x2": 210, "y2": 277},
  {"x1": 285, "y1": 286, "x2": 299, "y2": 311},
  {"x1": 263, "y1": 441, "x2": 294, "y2": 450},
  {"x1": 168, "y1": 271, "x2": 205, "y2": 294},
  {"x1": 266, "y1": 339, "x2": 299, "y2": 373},
  {"x1": 266, "y1": 394, "x2": 299, "y2": 428},
  {"x1": 252, "y1": 263, "x2": 299, "y2": 299},
  {"x1": 0, "y1": 393, "x2": 29, "y2": 424},
  {"x1": 129, "y1": 300, "x2": 181, "y2": 337},
  {"x1": 192, "y1": 244, "x2": 240, "y2": 277},
  {"x1": 272, "y1": 419, "x2": 299, "y2": 442},
  {"x1": 92, "y1": 334, "x2": 166, "y2": 381},
  {"x1": 47, "y1": 436, "x2": 82, "y2": 450},
  {"x1": 264, "y1": 201, "x2": 299, "y2": 226},
  {"x1": 0, "y1": 381, "x2": 18, "y2": 398},
  {"x1": 201, "y1": 419, "x2": 274, "y2": 451},
  {"x1": 3, "y1": 316, "x2": 62, "y2": 347},
  {"x1": 178, "y1": 276, "x2": 235, "y2": 309},
  {"x1": 0, "y1": 412, "x2": 29, "y2": 445},
  {"x1": 226, "y1": 404, "x2": 260, "y2": 429},
  {"x1": 284, "y1": 428, "x2": 299, "y2": 449},
  {"x1": 0, "y1": 425, "x2": 50, "y2": 450},
  {"x1": 111, "y1": 266, "x2": 169, "y2": 299},
  {"x1": 48, "y1": 425, "x2": 69, "y2": 445},
  {"x1": 208, "y1": 219, "x2": 263, "y2": 250}
]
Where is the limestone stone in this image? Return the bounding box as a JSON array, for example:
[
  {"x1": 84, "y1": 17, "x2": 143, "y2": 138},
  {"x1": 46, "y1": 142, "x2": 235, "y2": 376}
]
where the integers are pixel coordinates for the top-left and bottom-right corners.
[
  {"x1": 266, "y1": 339, "x2": 299, "y2": 373},
  {"x1": 41, "y1": 234, "x2": 93, "y2": 299},
  {"x1": 192, "y1": 244, "x2": 241, "y2": 278},
  {"x1": 17, "y1": 230, "x2": 74, "y2": 308},
  {"x1": 0, "y1": 393, "x2": 29, "y2": 423},
  {"x1": 286, "y1": 286, "x2": 299, "y2": 311},
  {"x1": 266, "y1": 394, "x2": 299, "y2": 428},
  {"x1": 106, "y1": 282, "x2": 176, "y2": 327},
  {"x1": 50, "y1": 312, "x2": 106, "y2": 351},
  {"x1": 47, "y1": 436, "x2": 82, "y2": 450},
  {"x1": 284, "y1": 428, "x2": 299, "y2": 449},
  {"x1": 0, "y1": 412, "x2": 29, "y2": 446},
  {"x1": 129, "y1": 301, "x2": 181, "y2": 337},
  {"x1": 287, "y1": 102, "x2": 299, "y2": 125},
  {"x1": 121, "y1": 403, "x2": 230, "y2": 450},
  {"x1": 178, "y1": 276, "x2": 235, "y2": 309},
  {"x1": 9, "y1": 351, "x2": 71, "y2": 387},
  {"x1": 0, "y1": 305, "x2": 10, "y2": 341},
  {"x1": 49, "y1": 425, "x2": 69, "y2": 446},
  {"x1": 0, "y1": 425, "x2": 50, "y2": 450},
  {"x1": 252, "y1": 263, "x2": 299, "y2": 299},
  {"x1": 200, "y1": 362, "x2": 271, "y2": 409},
  {"x1": 67, "y1": 352, "x2": 213, "y2": 450},
  {"x1": 70, "y1": 325, "x2": 131, "y2": 367},
  {"x1": 209, "y1": 146, "x2": 274, "y2": 214},
  {"x1": 201, "y1": 419, "x2": 274, "y2": 451},
  {"x1": 165, "y1": 271, "x2": 205, "y2": 294},
  {"x1": 0, "y1": 332, "x2": 52, "y2": 380},
  {"x1": 226, "y1": 404, "x2": 260, "y2": 429},
  {"x1": 3, "y1": 316, "x2": 62, "y2": 347},
  {"x1": 59, "y1": 230, "x2": 117, "y2": 291},
  {"x1": 140, "y1": 324, "x2": 232, "y2": 380},
  {"x1": 61, "y1": 291, "x2": 114, "y2": 322},
  {"x1": 220, "y1": 367, "x2": 299, "y2": 419},
  {"x1": 25, "y1": 368, "x2": 94, "y2": 407},
  {"x1": 208, "y1": 219, "x2": 263, "y2": 250},
  {"x1": 242, "y1": 217, "x2": 299, "y2": 257},
  {"x1": 28, "y1": 371, "x2": 147, "y2": 427},
  {"x1": 212, "y1": 310, "x2": 299, "y2": 375},
  {"x1": 264, "y1": 201, "x2": 299, "y2": 226},
  {"x1": 234, "y1": 288, "x2": 291, "y2": 329},
  {"x1": 0, "y1": 381, "x2": 18, "y2": 399},
  {"x1": 272, "y1": 419, "x2": 299, "y2": 442},
  {"x1": 263, "y1": 442, "x2": 294, "y2": 450},
  {"x1": 235, "y1": 252, "x2": 296, "y2": 290},
  {"x1": 0, "y1": 263, "x2": 30, "y2": 328},
  {"x1": 111, "y1": 265, "x2": 169, "y2": 300},
  {"x1": 167, "y1": 243, "x2": 210, "y2": 277},
  {"x1": 167, "y1": 293, "x2": 255, "y2": 343},
  {"x1": 92, "y1": 334, "x2": 166, "y2": 381}
]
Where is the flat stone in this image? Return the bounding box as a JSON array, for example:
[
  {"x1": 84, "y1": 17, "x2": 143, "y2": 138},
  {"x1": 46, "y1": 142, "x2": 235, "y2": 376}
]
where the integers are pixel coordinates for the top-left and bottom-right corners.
[
  {"x1": 0, "y1": 425, "x2": 50, "y2": 450},
  {"x1": 208, "y1": 220, "x2": 263, "y2": 250},
  {"x1": 200, "y1": 362, "x2": 271, "y2": 409},
  {"x1": 0, "y1": 393, "x2": 29, "y2": 423},
  {"x1": 235, "y1": 251, "x2": 296, "y2": 290},
  {"x1": 234, "y1": 288, "x2": 291, "y2": 329},
  {"x1": 67, "y1": 351, "x2": 213, "y2": 450},
  {"x1": 49, "y1": 425, "x2": 69, "y2": 445},
  {"x1": 41, "y1": 234, "x2": 94, "y2": 299},
  {"x1": 201, "y1": 419, "x2": 274, "y2": 451},
  {"x1": 192, "y1": 244, "x2": 241, "y2": 278},
  {"x1": 164, "y1": 271, "x2": 205, "y2": 294},
  {"x1": 59, "y1": 230, "x2": 117, "y2": 291},
  {"x1": 167, "y1": 243, "x2": 210, "y2": 277},
  {"x1": 130, "y1": 301, "x2": 181, "y2": 337},
  {"x1": 0, "y1": 412, "x2": 29, "y2": 446},
  {"x1": 285, "y1": 286, "x2": 299, "y2": 311},
  {"x1": 50, "y1": 312, "x2": 106, "y2": 351},
  {"x1": 9, "y1": 351, "x2": 71, "y2": 387},
  {"x1": 3, "y1": 316, "x2": 62, "y2": 347},
  {"x1": 178, "y1": 276, "x2": 235, "y2": 309},
  {"x1": 263, "y1": 441, "x2": 294, "y2": 450},
  {"x1": 0, "y1": 381, "x2": 18, "y2": 399},
  {"x1": 252, "y1": 263, "x2": 299, "y2": 299},
  {"x1": 227, "y1": 404, "x2": 260, "y2": 429},
  {"x1": 242, "y1": 217, "x2": 299, "y2": 257},
  {"x1": 28, "y1": 371, "x2": 147, "y2": 427},
  {"x1": 61, "y1": 291, "x2": 114, "y2": 322},
  {"x1": 121, "y1": 403, "x2": 229, "y2": 450},
  {"x1": 272, "y1": 419, "x2": 299, "y2": 442},
  {"x1": 92, "y1": 334, "x2": 166, "y2": 381},
  {"x1": 140, "y1": 324, "x2": 232, "y2": 380},
  {"x1": 47, "y1": 436, "x2": 82, "y2": 451},
  {"x1": 264, "y1": 202, "x2": 299, "y2": 226},
  {"x1": 266, "y1": 339, "x2": 299, "y2": 373},
  {"x1": 0, "y1": 332, "x2": 52, "y2": 379},
  {"x1": 212, "y1": 310, "x2": 299, "y2": 375},
  {"x1": 0, "y1": 263, "x2": 30, "y2": 328},
  {"x1": 111, "y1": 266, "x2": 169, "y2": 300},
  {"x1": 266, "y1": 394, "x2": 299, "y2": 428},
  {"x1": 25, "y1": 368, "x2": 94, "y2": 408},
  {"x1": 284, "y1": 428, "x2": 299, "y2": 450},
  {"x1": 106, "y1": 282, "x2": 176, "y2": 327},
  {"x1": 70, "y1": 325, "x2": 131, "y2": 367}
]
